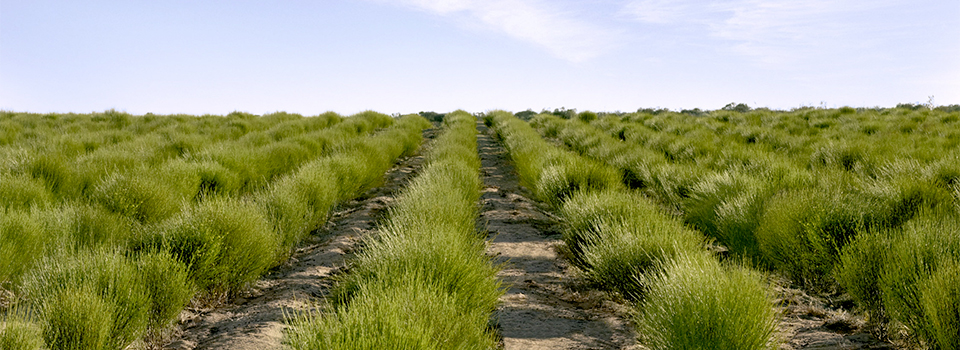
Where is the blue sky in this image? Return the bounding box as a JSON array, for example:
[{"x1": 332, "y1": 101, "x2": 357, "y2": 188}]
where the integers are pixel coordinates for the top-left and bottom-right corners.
[{"x1": 2, "y1": 0, "x2": 958, "y2": 115}]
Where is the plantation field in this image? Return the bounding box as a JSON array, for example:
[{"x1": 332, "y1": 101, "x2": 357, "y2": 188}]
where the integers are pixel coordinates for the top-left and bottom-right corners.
[{"x1": 1, "y1": 106, "x2": 959, "y2": 350}]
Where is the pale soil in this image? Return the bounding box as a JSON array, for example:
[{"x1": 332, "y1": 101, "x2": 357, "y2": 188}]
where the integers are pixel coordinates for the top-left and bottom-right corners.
[
  {"x1": 161, "y1": 128, "x2": 437, "y2": 350},
  {"x1": 776, "y1": 286, "x2": 896, "y2": 350},
  {"x1": 478, "y1": 121, "x2": 640, "y2": 350}
]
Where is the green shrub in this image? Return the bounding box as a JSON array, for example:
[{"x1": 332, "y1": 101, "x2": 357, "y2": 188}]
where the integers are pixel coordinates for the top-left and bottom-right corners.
[
  {"x1": 756, "y1": 185, "x2": 879, "y2": 288},
  {"x1": 136, "y1": 251, "x2": 194, "y2": 329},
  {"x1": 560, "y1": 190, "x2": 703, "y2": 298},
  {"x1": 20, "y1": 250, "x2": 152, "y2": 350},
  {"x1": 26, "y1": 153, "x2": 78, "y2": 198},
  {"x1": 0, "y1": 310, "x2": 44, "y2": 350},
  {"x1": 0, "y1": 174, "x2": 54, "y2": 210},
  {"x1": 41, "y1": 285, "x2": 115, "y2": 350},
  {"x1": 836, "y1": 229, "x2": 892, "y2": 321},
  {"x1": 683, "y1": 172, "x2": 771, "y2": 260},
  {"x1": 535, "y1": 157, "x2": 622, "y2": 207},
  {"x1": 289, "y1": 276, "x2": 499, "y2": 350},
  {"x1": 50, "y1": 202, "x2": 136, "y2": 251},
  {"x1": 255, "y1": 178, "x2": 314, "y2": 259},
  {"x1": 91, "y1": 172, "x2": 181, "y2": 224},
  {"x1": 879, "y1": 213, "x2": 960, "y2": 347},
  {"x1": 161, "y1": 198, "x2": 277, "y2": 292},
  {"x1": 638, "y1": 253, "x2": 778, "y2": 350},
  {"x1": 0, "y1": 210, "x2": 47, "y2": 285},
  {"x1": 917, "y1": 258, "x2": 960, "y2": 350}
]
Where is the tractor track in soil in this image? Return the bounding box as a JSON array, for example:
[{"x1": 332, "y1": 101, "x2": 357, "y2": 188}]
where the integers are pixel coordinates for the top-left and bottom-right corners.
[{"x1": 478, "y1": 121, "x2": 639, "y2": 350}]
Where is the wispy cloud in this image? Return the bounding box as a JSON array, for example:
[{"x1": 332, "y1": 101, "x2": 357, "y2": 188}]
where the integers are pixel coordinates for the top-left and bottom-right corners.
[
  {"x1": 376, "y1": 0, "x2": 620, "y2": 62},
  {"x1": 621, "y1": 0, "x2": 896, "y2": 67}
]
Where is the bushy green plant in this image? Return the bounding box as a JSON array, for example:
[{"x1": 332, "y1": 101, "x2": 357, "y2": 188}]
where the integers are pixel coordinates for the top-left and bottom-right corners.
[
  {"x1": 0, "y1": 210, "x2": 47, "y2": 285},
  {"x1": 288, "y1": 276, "x2": 499, "y2": 350},
  {"x1": 47, "y1": 202, "x2": 136, "y2": 251},
  {"x1": 638, "y1": 253, "x2": 778, "y2": 350},
  {"x1": 879, "y1": 213, "x2": 960, "y2": 348},
  {"x1": 560, "y1": 190, "x2": 702, "y2": 298},
  {"x1": 290, "y1": 111, "x2": 500, "y2": 349},
  {"x1": 917, "y1": 258, "x2": 960, "y2": 350},
  {"x1": 836, "y1": 229, "x2": 892, "y2": 321},
  {"x1": 135, "y1": 251, "x2": 194, "y2": 329},
  {"x1": 0, "y1": 310, "x2": 45, "y2": 350},
  {"x1": 20, "y1": 250, "x2": 152, "y2": 350},
  {"x1": 91, "y1": 172, "x2": 180, "y2": 224},
  {"x1": 160, "y1": 198, "x2": 277, "y2": 292},
  {"x1": 25, "y1": 153, "x2": 77, "y2": 198},
  {"x1": 0, "y1": 174, "x2": 54, "y2": 210}
]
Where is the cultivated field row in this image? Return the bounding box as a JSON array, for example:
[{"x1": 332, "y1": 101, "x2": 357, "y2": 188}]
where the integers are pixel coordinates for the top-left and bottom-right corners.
[
  {"x1": 486, "y1": 111, "x2": 778, "y2": 349},
  {"x1": 527, "y1": 108, "x2": 960, "y2": 349},
  {"x1": 1, "y1": 111, "x2": 431, "y2": 349}
]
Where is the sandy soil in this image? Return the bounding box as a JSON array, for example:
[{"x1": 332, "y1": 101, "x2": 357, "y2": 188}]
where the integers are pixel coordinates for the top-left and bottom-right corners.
[
  {"x1": 478, "y1": 121, "x2": 640, "y2": 350},
  {"x1": 161, "y1": 128, "x2": 436, "y2": 350},
  {"x1": 776, "y1": 286, "x2": 895, "y2": 350}
]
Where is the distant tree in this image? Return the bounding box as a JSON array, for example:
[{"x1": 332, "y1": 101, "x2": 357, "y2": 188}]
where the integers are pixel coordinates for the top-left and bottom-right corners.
[
  {"x1": 515, "y1": 109, "x2": 537, "y2": 121},
  {"x1": 418, "y1": 111, "x2": 445, "y2": 122},
  {"x1": 680, "y1": 108, "x2": 706, "y2": 116},
  {"x1": 895, "y1": 103, "x2": 926, "y2": 111},
  {"x1": 637, "y1": 108, "x2": 670, "y2": 115},
  {"x1": 578, "y1": 111, "x2": 598, "y2": 123},
  {"x1": 552, "y1": 107, "x2": 577, "y2": 119},
  {"x1": 936, "y1": 104, "x2": 960, "y2": 113},
  {"x1": 721, "y1": 103, "x2": 751, "y2": 113}
]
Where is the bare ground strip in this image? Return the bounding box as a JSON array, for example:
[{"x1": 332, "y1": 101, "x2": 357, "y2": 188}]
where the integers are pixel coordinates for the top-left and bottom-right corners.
[{"x1": 478, "y1": 121, "x2": 639, "y2": 350}]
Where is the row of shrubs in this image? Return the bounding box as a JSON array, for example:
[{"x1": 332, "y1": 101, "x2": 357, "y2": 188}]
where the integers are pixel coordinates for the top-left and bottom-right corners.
[
  {"x1": 0, "y1": 112, "x2": 399, "y2": 287},
  {"x1": 0, "y1": 110, "x2": 343, "y2": 149},
  {"x1": 287, "y1": 111, "x2": 503, "y2": 348},
  {"x1": 486, "y1": 110, "x2": 779, "y2": 350},
  {"x1": 0, "y1": 114, "x2": 430, "y2": 349},
  {"x1": 532, "y1": 113, "x2": 960, "y2": 348},
  {"x1": 1, "y1": 111, "x2": 393, "y2": 204},
  {"x1": 601, "y1": 107, "x2": 960, "y2": 178}
]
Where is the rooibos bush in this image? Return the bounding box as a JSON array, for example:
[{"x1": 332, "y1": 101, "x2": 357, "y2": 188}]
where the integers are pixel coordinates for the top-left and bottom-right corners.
[
  {"x1": 91, "y1": 172, "x2": 180, "y2": 224},
  {"x1": 638, "y1": 253, "x2": 778, "y2": 350},
  {"x1": 162, "y1": 198, "x2": 277, "y2": 292},
  {"x1": 560, "y1": 190, "x2": 702, "y2": 298},
  {"x1": 879, "y1": 213, "x2": 960, "y2": 348},
  {"x1": 0, "y1": 174, "x2": 54, "y2": 210},
  {"x1": 136, "y1": 251, "x2": 194, "y2": 329},
  {"x1": 0, "y1": 210, "x2": 46, "y2": 284},
  {"x1": 20, "y1": 250, "x2": 152, "y2": 350}
]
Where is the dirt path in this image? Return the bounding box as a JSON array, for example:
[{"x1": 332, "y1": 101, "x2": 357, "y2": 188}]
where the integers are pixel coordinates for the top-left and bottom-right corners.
[
  {"x1": 478, "y1": 121, "x2": 639, "y2": 350},
  {"x1": 162, "y1": 128, "x2": 436, "y2": 350},
  {"x1": 776, "y1": 286, "x2": 895, "y2": 350}
]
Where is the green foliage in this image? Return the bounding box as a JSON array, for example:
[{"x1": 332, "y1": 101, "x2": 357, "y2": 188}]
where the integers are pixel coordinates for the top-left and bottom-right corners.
[
  {"x1": 135, "y1": 251, "x2": 194, "y2": 329},
  {"x1": 879, "y1": 213, "x2": 960, "y2": 348},
  {"x1": 0, "y1": 174, "x2": 54, "y2": 210},
  {"x1": 288, "y1": 277, "x2": 499, "y2": 350},
  {"x1": 48, "y1": 202, "x2": 136, "y2": 251},
  {"x1": 0, "y1": 210, "x2": 47, "y2": 285},
  {"x1": 638, "y1": 253, "x2": 778, "y2": 350},
  {"x1": 836, "y1": 229, "x2": 892, "y2": 321},
  {"x1": 0, "y1": 310, "x2": 44, "y2": 350},
  {"x1": 917, "y1": 258, "x2": 960, "y2": 350},
  {"x1": 289, "y1": 110, "x2": 500, "y2": 349},
  {"x1": 560, "y1": 190, "x2": 702, "y2": 298},
  {"x1": 159, "y1": 198, "x2": 277, "y2": 292},
  {"x1": 20, "y1": 250, "x2": 152, "y2": 350},
  {"x1": 488, "y1": 111, "x2": 622, "y2": 207},
  {"x1": 91, "y1": 172, "x2": 180, "y2": 224}
]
